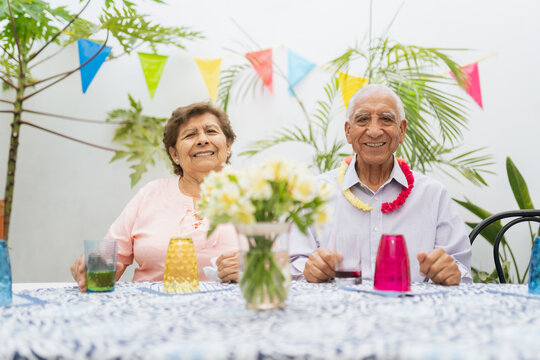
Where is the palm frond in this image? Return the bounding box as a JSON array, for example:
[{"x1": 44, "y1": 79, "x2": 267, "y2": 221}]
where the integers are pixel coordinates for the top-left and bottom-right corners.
[{"x1": 216, "y1": 63, "x2": 251, "y2": 111}]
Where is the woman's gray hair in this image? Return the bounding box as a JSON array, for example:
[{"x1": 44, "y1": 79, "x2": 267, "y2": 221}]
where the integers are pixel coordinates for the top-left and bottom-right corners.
[{"x1": 346, "y1": 84, "x2": 405, "y2": 122}]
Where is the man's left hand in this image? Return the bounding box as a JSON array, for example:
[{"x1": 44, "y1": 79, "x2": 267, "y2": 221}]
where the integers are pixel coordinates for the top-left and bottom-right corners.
[{"x1": 417, "y1": 248, "x2": 460, "y2": 286}]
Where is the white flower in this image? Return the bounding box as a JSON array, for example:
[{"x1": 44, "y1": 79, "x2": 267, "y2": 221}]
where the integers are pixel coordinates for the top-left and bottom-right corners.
[
  {"x1": 318, "y1": 182, "x2": 334, "y2": 200},
  {"x1": 289, "y1": 173, "x2": 316, "y2": 203}
]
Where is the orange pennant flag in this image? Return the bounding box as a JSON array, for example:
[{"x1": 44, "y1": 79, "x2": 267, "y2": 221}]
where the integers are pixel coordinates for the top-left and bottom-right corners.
[
  {"x1": 451, "y1": 63, "x2": 483, "y2": 109},
  {"x1": 246, "y1": 49, "x2": 273, "y2": 93}
]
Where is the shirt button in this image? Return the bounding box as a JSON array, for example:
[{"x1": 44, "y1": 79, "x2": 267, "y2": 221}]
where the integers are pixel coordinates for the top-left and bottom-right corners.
[{"x1": 374, "y1": 227, "x2": 379, "y2": 232}]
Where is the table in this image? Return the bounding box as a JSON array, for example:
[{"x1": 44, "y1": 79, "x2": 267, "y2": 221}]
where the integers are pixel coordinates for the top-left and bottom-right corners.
[{"x1": 2, "y1": 281, "x2": 540, "y2": 359}]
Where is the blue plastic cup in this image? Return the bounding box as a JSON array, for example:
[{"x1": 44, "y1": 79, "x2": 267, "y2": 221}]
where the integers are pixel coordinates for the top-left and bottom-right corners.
[
  {"x1": 529, "y1": 237, "x2": 540, "y2": 294},
  {"x1": 0, "y1": 240, "x2": 12, "y2": 306}
]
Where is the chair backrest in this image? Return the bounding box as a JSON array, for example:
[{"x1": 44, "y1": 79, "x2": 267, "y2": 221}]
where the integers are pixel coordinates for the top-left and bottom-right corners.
[{"x1": 469, "y1": 209, "x2": 540, "y2": 283}]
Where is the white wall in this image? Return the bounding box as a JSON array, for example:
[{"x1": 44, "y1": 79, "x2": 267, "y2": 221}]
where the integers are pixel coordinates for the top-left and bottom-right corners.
[{"x1": 1, "y1": 0, "x2": 539, "y2": 282}]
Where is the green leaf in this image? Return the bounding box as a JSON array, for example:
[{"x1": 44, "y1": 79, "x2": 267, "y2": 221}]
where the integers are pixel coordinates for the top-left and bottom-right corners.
[
  {"x1": 506, "y1": 156, "x2": 534, "y2": 209},
  {"x1": 107, "y1": 95, "x2": 168, "y2": 186},
  {"x1": 453, "y1": 198, "x2": 493, "y2": 220},
  {"x1": 472, "y1": 266, "x2": 499, "y2": 283},
  {"x1": 454, "y1": 198, "x2": 504, "y2": 246}
]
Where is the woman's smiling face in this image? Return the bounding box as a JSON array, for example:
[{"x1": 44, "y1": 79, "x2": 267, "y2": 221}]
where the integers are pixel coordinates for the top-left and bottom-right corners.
[{"x1": 169, "y1": 112, "x2": 231, "y2": 179}]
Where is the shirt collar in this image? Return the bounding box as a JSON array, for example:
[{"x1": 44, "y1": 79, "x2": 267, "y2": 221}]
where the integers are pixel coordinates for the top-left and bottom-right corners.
[{"x1": 341, "y1": 154, "x2": 408, "y2": 191}]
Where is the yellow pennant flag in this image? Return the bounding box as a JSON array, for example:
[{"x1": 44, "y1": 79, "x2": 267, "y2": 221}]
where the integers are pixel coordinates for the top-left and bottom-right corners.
[
  {"x1": 339, "y1": 72, "x2": 368, "y2": 108},
  {"x1": 138, "y1": 52, "x2": 168, "y2": 100},
  {"x1": 194, "y1": 58, "x2": 222, "y2": 101}
]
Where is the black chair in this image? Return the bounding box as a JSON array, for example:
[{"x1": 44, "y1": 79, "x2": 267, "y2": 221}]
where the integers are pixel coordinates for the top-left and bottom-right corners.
[{"x1": 469, "y1": 209, "x2": 540, "y2": 283}]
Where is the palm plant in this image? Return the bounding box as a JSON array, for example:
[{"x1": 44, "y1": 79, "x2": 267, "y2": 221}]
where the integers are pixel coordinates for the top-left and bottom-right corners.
[{"x1": 217, "y1": 37, "x2": 494, "y2": 182}]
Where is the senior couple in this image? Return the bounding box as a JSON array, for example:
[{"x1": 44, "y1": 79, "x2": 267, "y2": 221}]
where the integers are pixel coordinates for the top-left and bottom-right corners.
[{"x1": 71, "y1": 84, "x2": 471, "y2": 290}]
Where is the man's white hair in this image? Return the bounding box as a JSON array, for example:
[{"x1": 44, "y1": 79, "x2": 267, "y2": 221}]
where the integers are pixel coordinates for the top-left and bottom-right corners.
[{"x1": 345, "y1": 84, "x2": 405, "y2": 122}]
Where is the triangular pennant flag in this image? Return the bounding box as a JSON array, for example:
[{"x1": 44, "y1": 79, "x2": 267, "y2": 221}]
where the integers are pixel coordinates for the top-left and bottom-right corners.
[
  {"x1": 138, "y1": 52, "x2": 168, "y2": 100},
  {"x1": 194, "y1": 57, "x2": 222, "y2": 101},
  {"x1": 77, "y1": 39, "x2": 112, "y2": 93},
  {"x1": 451, "y1": 63, "x2": 483, "y2": 108},
  {"x1": 246, "y1": 49, "x2": 273, "y2": 93},
  {"x1": 338, "y1": 72, "x2": 368, "y2": 108},
  {"x1": 288, "y1": 49, "x2": 315, "y2": 95}
]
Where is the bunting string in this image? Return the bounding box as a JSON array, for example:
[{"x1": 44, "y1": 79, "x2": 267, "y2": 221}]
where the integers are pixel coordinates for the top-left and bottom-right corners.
[{"x1": 71, "y1": 38, "x2": 492, "y2": 111}]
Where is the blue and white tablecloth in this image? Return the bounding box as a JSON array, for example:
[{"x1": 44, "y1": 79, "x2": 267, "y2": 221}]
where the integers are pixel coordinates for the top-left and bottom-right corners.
[{"x1": 1, "y1": 281, "x2": 540, "y2": 359}]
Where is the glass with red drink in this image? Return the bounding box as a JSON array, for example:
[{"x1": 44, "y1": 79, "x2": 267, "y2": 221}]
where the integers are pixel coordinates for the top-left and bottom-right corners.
[
  {"x1": 332, "y1": 234, "x2": 362, "y2": 286},
  {"x1": 374, "y1": 234, "x2": 411, "y2": 292}
]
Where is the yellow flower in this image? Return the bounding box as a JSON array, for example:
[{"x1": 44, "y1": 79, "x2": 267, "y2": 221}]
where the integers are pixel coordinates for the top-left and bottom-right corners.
[
  {"x1": 289, "y1": 173, "x2": 316, "y2": 202},
  {"x1": 318, "y1": 182, "x2": 334, "y2": 200},
  {"x1": 316, "y1": 204, "x2": 332, "y2": 224}
]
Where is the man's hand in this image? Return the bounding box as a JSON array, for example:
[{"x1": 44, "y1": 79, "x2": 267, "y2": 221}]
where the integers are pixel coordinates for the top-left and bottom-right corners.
[
  {"x1": 304, "y1": 247, "x2": 337, "y2": 283},
  {"x1": 417, "y1": 248, "x2": 460, "y2": 286},
  {"x1": 216, "y1": 251, "x2": 239, "y2": 283}
]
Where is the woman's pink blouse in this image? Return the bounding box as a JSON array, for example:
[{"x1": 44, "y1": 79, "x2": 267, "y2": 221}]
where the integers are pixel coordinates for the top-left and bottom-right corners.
[{"x1": 104, "y1": 177, "x2": 238, "y2": 281}]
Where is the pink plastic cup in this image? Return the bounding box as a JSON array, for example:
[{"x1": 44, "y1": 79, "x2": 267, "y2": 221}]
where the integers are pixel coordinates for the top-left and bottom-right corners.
[{"x1": 374, "y1": 234, "x2": 411, "y2": 292}]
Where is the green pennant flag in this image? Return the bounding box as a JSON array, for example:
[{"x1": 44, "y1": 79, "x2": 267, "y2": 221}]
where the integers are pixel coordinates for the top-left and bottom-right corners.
[{"x1": 138, "y1": 52, "x2": 168, "y2": 100}]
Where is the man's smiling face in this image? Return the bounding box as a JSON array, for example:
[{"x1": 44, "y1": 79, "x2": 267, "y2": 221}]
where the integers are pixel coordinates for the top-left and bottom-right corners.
[{"x1": 345, "y1": 88, "x2": 407, "y2": 168}]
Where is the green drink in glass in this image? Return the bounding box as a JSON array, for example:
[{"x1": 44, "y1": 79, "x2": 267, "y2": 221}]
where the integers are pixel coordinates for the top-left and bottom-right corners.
[{"x1": 84, "y1": 240, "x2": 117, "y2": 292}]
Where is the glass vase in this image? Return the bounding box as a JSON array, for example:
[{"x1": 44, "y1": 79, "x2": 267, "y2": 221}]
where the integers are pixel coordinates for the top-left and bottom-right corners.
[
  {"x1": 236, "y1": 222, "x2": 291, "y2": 310},
  {"x1": 0, "y1": 240, "x2": 12, "y2": 306}
]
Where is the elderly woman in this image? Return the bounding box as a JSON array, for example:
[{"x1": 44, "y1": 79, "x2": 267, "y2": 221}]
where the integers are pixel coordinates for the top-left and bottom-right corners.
[{"x1": 71, "y1": 102, "x2": 239, "y2": 291}]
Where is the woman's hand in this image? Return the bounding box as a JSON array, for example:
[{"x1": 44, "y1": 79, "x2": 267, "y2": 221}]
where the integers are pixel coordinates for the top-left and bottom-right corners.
[
  {"x1": 216, "y1": 251, "x2": 239, "y2": 283},
  {"x1": 70, "y1": 254, "x2": 87, "y2": 292}
]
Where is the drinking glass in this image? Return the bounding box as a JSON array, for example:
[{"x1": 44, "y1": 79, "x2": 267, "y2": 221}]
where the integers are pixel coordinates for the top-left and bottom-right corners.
[
  {"x1": 332, "y1": 234, "x2": 362, "y2": 286},
  {"x1": 163, "y1": 237, "x2": 199, "y2": 294},
  {"x1": 84, "y1": 240, "x2": 117, "y2": 292},
  {"x1": 529, "y1": 237, "x2": 540, "y2": 294},
  {"x1": 0, "y1": 240, "x2": 12, "y2": 306},
  {"x1": 374, "y1": 234, "x2": 410, "y2": 292}
]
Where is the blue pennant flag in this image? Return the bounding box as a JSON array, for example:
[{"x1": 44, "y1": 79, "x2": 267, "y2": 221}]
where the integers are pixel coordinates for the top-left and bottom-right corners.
[
  {"x1": 77, "y1": 39, "x2": 112, "y2": 93},
  {"x1": 288, "y1": 49, "x2": 315, "y2": 95}
]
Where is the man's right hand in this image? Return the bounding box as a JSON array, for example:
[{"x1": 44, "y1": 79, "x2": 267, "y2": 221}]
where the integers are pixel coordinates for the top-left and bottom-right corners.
[{"x1": 303, "y1": 247, "x2": 337, "y2": 283}]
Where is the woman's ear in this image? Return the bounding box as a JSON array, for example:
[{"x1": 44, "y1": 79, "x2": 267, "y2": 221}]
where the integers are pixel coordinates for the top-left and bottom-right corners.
[{"x1": 168, "y1": 146, "x2": 178, "y2": 163}]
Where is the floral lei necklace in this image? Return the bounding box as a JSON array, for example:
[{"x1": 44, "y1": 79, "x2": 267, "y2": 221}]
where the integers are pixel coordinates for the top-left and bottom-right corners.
[{"x1": 337, "y1": 156, "x2": 414, "y2": 213}]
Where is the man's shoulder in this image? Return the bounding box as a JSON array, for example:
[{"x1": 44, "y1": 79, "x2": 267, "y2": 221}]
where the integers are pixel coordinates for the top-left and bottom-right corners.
[
  {"x1": 316, "y1": 169, "x2": 338, "y2": 181},
  {"x1": 411, "y1": 171, "x2": 449, "y2": 196},
  {"x1": 316, "y1": 168, "x2": 339, "y2": 183}
]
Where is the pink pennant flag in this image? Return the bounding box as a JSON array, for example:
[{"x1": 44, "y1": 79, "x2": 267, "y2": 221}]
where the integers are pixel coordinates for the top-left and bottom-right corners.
[
  {"x1": 452, "y1": 63, "x2": 483, "y2": 109},
  {"x1": 246, "y1": 49, "x2": 273, "y2": 93}
]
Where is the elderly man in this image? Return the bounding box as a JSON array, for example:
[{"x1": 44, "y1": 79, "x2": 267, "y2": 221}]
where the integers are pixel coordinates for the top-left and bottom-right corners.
[{"x1": 289, "y1": 84, "x2": 472, "y2": 285}]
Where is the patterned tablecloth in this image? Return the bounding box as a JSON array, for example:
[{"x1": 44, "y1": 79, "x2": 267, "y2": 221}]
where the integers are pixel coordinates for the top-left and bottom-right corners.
[{"x1": 1, "y1": 281, "x2": 540, "y2": 359}]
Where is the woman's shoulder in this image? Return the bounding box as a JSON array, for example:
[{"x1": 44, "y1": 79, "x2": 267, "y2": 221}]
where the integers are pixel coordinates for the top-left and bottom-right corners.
[
  {"x1": 138, "y1": 176, "x2": 179, "y2": 194},
  {"x1": 128, "y1": 177, "x2": 182, "y2": 206}
]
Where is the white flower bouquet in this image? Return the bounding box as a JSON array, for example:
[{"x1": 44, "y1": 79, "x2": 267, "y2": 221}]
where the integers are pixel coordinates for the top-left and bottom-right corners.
[{"x1": 198, "y1": 159, "x2": 332, "y2": 308}]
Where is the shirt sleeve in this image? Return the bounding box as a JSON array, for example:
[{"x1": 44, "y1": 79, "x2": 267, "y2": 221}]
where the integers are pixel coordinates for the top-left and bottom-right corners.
[
  {"x1": 435, "y1": 187, "x2": 473, "y2": 283},
  {"x1": 289, "y1": 224, "x2": 320, "y2": 279},
  {"x1": 104, "y1": 188, "x2": 147, "y2": 268}
]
